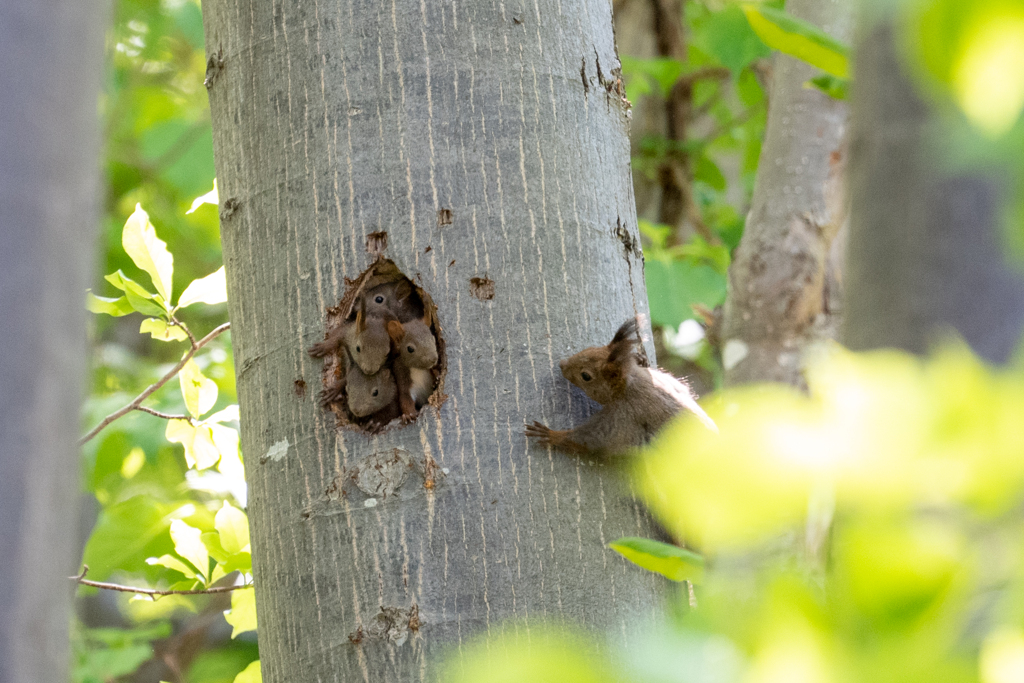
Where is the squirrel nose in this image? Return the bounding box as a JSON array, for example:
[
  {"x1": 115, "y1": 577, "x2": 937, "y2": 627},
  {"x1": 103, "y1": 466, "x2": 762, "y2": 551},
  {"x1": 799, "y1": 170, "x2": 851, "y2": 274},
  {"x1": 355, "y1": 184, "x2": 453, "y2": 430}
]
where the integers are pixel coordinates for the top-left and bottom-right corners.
[{"x1": 558, "y1": 358, "x2": 567, "y2": 371}]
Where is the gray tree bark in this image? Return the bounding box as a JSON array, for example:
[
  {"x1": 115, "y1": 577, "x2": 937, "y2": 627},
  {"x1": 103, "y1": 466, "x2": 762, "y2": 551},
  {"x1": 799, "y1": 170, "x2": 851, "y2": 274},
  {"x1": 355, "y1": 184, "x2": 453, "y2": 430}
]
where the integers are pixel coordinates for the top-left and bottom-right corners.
[
  {"x1": 202, "y1": 1, "x2": 661, "y2": 681},
  {"x1": 844, "y1": 21, "x2": 1024, "y2": 362},
  {"x1": 0, "y1": 1, "x2": 105, "y2": 681},
  {"x1": 722, "y1": 0, "x2": 852, "y2": 386}
]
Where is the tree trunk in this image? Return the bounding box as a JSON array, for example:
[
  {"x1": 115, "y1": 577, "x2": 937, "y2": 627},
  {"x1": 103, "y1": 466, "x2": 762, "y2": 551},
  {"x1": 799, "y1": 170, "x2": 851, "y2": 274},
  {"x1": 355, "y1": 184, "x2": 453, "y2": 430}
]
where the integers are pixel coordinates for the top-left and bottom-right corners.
[
  {"x1": 844, "y1": 21, "x2": 1024, "y2": 362},
  {"x1": 202, "y1": 1, "x2": 661, "y2": 680},
  {"x1": 0, "y1": 1, "x2": 104, "y2": 680},
  {"x1": 721, "y1": 0, "x2": 852, "y2": 386}
]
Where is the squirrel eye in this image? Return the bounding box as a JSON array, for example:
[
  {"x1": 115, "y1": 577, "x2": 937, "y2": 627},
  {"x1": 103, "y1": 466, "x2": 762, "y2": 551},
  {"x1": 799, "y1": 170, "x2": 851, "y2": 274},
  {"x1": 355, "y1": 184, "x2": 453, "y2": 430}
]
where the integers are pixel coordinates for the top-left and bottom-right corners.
[
  {"x1": 371, "y1": 389, "x2": 379, "y2": 397},
  {"x1": 407, "y1": 345, "x2": 415, "y2": 353},
  {"x1": 355, "y1": 345, "x2": 361, "y2": 353},
  {"x1": 375, "y1": 295, "x2": 385, "y2": 304},
  {"x1": 580, "y1": 371, "x2": 592, "y2": 382}
]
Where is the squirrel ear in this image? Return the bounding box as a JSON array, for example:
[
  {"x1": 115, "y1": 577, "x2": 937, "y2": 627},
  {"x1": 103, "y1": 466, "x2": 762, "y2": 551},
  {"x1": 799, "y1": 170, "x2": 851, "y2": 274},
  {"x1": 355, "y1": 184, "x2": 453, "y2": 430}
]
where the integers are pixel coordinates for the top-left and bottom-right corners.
[
  {"x1": 600, "y1": 361, "x2": 623, "y2": 386},
  {"x1": 386, "y1": 319, "x2": 405, "y2": 343},
  {"x1": 355, "y1": 307, "x2": 367, "y2": 333},
  {"x1": 393, "y1": 280, "x2": 413, "y2": 302}
]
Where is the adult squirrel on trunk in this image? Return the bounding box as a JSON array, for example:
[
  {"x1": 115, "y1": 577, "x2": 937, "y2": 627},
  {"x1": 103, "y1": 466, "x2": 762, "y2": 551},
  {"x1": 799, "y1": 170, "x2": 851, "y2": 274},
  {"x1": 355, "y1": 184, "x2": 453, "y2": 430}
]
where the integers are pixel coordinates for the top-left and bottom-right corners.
[{"x1": 526, "y1": 317, "x2": 717, "y2": 456}]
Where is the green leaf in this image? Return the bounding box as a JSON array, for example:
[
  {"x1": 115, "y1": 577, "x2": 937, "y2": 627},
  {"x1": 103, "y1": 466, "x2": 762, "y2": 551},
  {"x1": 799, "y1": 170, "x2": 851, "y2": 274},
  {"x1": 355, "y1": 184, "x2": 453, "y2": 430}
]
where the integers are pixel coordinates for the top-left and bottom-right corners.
[
  {"x1": 741, "y1": 4, "x2": 850, "y2": 78},
  {"x1": 216, "y1": 502, "x2": 251, "y2": 555},
  {"x1": 81, "y1": 496, "x2": 174, "y2": 579},
  {"x1": 806, "y1": 74, "x2": 849, "y2": 100},
  {"x1": 122, "y1": 204, "x2": 174, "y2": 302},
  {"x1": 225, "y1": 588, "x2": 258, "y2": 638},
  {"x1": 140, "y1": 318, "x2": 190, "y2": 342},
  {"x1": 233, "y1": 660, "x2": 262, "y2": 683},
  {"x1": 169, "y1": 519, "x2": 209, "y2": 582},
  {"x1": 609, "y1": 537, "x2": 705, "y2": 582},
  {"x1": 207, "y1": 405, "x2": 240, "y2": 424},
  {"x1": 202, "y1": 532, "x2": 230, "y2": 563},
  {"x1": 179, "y1": 359, "x2": 218, "y2": 419},
  {"x1": 146, "y1": 553, "x2": 197, "y2": 579},
  {"x1": 177, "y1": 266, "x2": 227, "y2": 309},
  {"x1": 104, "y1": 270, "x2": 168, "y2": 317},
  {"x1": 86, "y1": 292, "x2": 134, "y2": 317}
]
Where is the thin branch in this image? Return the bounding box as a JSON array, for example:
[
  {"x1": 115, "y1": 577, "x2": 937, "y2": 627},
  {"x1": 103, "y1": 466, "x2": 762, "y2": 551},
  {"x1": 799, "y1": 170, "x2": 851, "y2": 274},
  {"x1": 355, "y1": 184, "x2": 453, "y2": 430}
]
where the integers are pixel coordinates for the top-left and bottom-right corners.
[
  {"x1": 135, "y1": 405, "x2": 192, "y2": 421},
  {"x1": 70, "y1": 565, "x2": 251, "y2": 597},
  {"x1": 80, "y1": 322, "x2": 230, "y2": 446},
  {"x1": 679, "y1": 65, "x2": 731, "y2": 86},
  {"x1": 170, "y1": 315, "x2": 198, "y2": 349}
]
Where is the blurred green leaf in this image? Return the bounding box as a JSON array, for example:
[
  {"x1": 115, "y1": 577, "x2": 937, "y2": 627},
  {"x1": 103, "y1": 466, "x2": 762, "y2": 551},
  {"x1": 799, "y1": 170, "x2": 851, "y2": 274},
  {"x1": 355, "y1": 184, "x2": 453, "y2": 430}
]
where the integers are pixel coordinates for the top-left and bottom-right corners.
[
  {"x1": 609, "y1": 537, "x2": 705, "y2": 582},
  {"x1": 741, "y1": 4, "x2": 850, "y2": 77},
  {"x1": 122, "y1": 203, "x2": 174, "y2": 302},
  {"x1": 216, "y1": 502, "x2": 250, "y2": 555},
  {"x1": 225, "y1": 588, "x2": 257, "y2": 638},
  {"x1": 187, "y1": 180, "x2": 219, "y2": 215},
  {"x1": 82, "y1": 496, "x2": 175, "y2": 579},
  {"x1": 166, "y1": 419, "x2": 221, "y2": 470},
  {"x1": 146, "y1": 553, "x2": 197, "y2": 579},
  {"x1": 697, "y1": 5, "x2": 772, "y2": 73},
  {"x1": 645, "y1": 259, "x2": 727, "y2": 328},
  {"x1": 233, "y1": 660, "x2": 262, "y2": 683},
  {"x1": 140, "y1": 317, "x2": 190, "y2": 342},
  {"x1": 694, "y1": 155, "x2": 727, "y2": 191},
  {"x1": 806, "y1": 74, "x2": 849, "y2": 100},
  {"x1": 86, "y1": 292, "x2": 134, "y2": 317}
]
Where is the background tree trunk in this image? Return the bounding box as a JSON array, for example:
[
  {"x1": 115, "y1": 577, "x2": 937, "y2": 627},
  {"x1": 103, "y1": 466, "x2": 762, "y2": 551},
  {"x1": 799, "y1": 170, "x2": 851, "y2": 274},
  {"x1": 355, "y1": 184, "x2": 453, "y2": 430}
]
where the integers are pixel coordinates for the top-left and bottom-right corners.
[
  {"x1": 202, "y1": 1, "x2": 661, "y2": 681},
  {"x1": 844, "y1": 20, "x2": 1024, "y2": 362},
  {"x1": 0, "y1": 1, "x2": 104, "y2": 680},
  {"x1": 721, "y1": 0, "x2": 852, "y2": 387}
]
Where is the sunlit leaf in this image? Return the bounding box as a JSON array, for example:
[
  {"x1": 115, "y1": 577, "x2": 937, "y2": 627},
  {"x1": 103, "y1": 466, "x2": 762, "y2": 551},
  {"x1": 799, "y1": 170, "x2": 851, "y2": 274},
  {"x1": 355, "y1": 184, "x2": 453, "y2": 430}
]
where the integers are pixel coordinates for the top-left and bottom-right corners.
[
  {"x1": 609, "y1": 537, "x2": 705, "y2": 582},
  {"x1": 186, "y1": 179, "x2": 219, "y2": 214},
  {"x1": 146, "y1": 553, "x2": 197, "y2": 579},
  {"x1": 697, "y1": 4, "x2": 772, "y2": 73},
  {"x1": 166, "y1": 419, "x2": 221, "y2": 470},
  {"x1": 104, "y1": 270, "x2": 167, "y2": 317},
  {"x1": 169, "y1": 519, "x2": 209, "y2": 582},
  {"x1": 86, "y1": 291, "x2": 134, "y2": 317},
  {"x1": 225, "y1": 588, "x2": 258, "y2": 638},
  {"x1": 741, "y1": 4, "x2": 849, "y2": 77},
  {"x1": 179, "y1": 359, "x2": 218, "y2": 418},
  {"x1": 140, "y1": 318, "x2": 189, "y2": 342},
  {"x1": 122, "y1": 203, "x2": 174, "y2": 302},
  {"x1": 981, "y1": 628, "x2": 1024, "y2": 683},
  {"x1": 216, "y1": 502, "x2": 251, "y2": 555},
  {"x1": 233, "y1": 660, "x2": 262, "y2": 683},
  {"x1": 177, "y1": 266, "x2": 227, "y2": 309},
  {"x1": 207, "y1": 404, "x2": 240, "y2": 424}
]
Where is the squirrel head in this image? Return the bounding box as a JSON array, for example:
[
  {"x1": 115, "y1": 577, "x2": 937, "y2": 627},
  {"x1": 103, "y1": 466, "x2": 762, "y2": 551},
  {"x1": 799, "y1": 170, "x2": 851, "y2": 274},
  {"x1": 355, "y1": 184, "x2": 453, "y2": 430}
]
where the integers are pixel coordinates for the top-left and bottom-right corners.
[
  {"x1": 363, "y1": 280, "x2": 417, "y2": 320},
  {"x1": 346, "y1": 365, "x2": 397, "y2": 417},
  {"x1": 387, "y1": 317, "x2": 438, "y2": 370},
  {"x1": 346, "y1": 306, "x2": 392, "y2": 374},
  {"x1": 558, "y1": 318, "x2": 639, "y2": 405}
]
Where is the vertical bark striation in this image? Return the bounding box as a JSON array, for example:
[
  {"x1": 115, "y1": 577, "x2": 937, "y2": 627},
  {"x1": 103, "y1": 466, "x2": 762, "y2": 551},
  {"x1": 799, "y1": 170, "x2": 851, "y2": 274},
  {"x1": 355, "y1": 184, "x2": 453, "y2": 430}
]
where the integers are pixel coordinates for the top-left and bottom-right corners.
[
  {"x1": 202, "y1": 1, "x2": 660, "y2": 680},
  {"x1": 721, "y1": 0, "x2": 852, "y2": 387}
]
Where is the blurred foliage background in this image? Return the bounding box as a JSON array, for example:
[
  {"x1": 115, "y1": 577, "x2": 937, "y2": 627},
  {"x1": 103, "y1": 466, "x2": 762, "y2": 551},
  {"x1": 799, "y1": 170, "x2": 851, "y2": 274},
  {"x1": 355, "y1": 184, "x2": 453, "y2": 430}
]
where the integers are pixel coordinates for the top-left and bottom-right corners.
[{"x1": 77, "y1": 0, "x2": 1024, "y2": 681}]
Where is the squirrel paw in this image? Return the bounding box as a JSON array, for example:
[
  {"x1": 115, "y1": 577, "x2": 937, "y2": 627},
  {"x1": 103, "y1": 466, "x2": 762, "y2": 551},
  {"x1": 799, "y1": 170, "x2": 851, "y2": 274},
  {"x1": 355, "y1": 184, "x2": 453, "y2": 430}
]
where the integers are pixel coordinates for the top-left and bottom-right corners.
[
  {"x1": 308, "y1": 340, "x2": 336, "y2": 358},
  {"x1": 525, "y1": 421, "x2": 557, "y2": 446}
]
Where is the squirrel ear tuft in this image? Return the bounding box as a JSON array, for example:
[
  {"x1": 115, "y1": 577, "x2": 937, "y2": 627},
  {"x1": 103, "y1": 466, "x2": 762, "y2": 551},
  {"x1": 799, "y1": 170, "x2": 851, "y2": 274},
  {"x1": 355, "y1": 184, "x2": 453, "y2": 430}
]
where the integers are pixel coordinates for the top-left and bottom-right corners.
[{"x1": 355, "y1": 306, "x2": 367, "y2": 333}]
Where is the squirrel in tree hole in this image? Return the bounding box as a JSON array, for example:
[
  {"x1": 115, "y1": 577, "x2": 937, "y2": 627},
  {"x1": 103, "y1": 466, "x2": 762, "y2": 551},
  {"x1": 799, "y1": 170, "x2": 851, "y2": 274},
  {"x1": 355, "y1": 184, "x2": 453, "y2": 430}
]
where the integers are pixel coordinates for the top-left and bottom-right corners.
[
  {"x1": 526, "y1": 317, "x2": 717, "y2": 456},
  {"x1": 387, "y1": 317, "x2": 438, "y2": 416}
]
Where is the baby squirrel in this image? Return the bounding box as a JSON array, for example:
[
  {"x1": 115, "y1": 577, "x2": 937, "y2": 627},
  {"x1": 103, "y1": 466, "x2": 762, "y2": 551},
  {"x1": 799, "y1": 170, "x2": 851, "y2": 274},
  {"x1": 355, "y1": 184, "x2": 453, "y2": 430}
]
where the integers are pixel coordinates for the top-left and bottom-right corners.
[
  {"x1": 526, "y1": 318, "x2": 717, "y2": 456},
  {"x1": 386, "y1": 317, "x2": 439, "y2": 416},
  {"x1": 346, "y1": 364, "x2": 398, "y2": 417}
]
